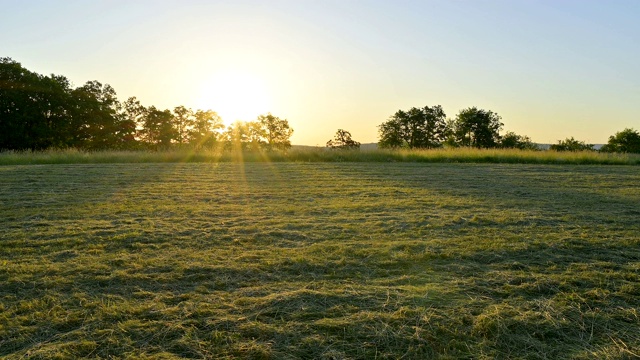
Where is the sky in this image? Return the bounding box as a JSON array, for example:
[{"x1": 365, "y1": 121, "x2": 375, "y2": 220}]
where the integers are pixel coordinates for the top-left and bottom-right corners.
[{"x1": 1, "y1": 0, "x2": 639, "y2": 145}]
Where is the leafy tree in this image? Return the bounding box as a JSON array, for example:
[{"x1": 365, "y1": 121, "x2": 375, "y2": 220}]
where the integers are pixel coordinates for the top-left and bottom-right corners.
[
  {"x1": 246, "y1": 121, "x2": 267, "y2": 151},
  {"x1": 549, "y1": 137, "x2": 594, "y2": 151},
  {"x1": 378, "y1": 116, "x2": 404, "y2": 148},
  {"x1": 257, "y1": 113, "x2": 294, "y2": 151},
  {"x1": 500, "y1": 131, "x2": 539, "y2": 150},
  {"x1": 173, "y1": 106, "x2": 194, "y2": 145},
  {"x1": 223, "y1": 121, "x2": 249, "y2": 150},
  {"x1": 600, "y1": 128, "x2": 640, "y2": 153},
  {"x1": 69, "y1": 81, "x2": 121, "y2": 150},
  {"x1": 33, "y1": 74, "x2": 75, "y2": 149},
  {"x1": 189, "y1": 110, "x2": 224, "y2": 148},
  {"x1": 120, "y1": 96, "x2": 148, "y2": 149},
  {"x1": 122, "y1": 97, "x2": 146, "y2": 129},
  {"x1": 378, "y1": 105, "x2": 447, "y2": 149},
  {"x1": 0, "y1": 57, "x2": 73, "y2": 150},
  {"x1": 441, "y1": 118, "x2": 459, "y2": 148},
  {"x1": 453, "y1": 107, "x2": 503, "y2": 148},
  {"x1": 327, "y1": 129, "x2": 361, "y2": 150},
  {"x1": 1, "y1": 57, "x2": 232, "y2": 152},
  {"x1": 140, "y1": 107, "x2": 177, "y2": 149},
  {"x1": 224, "y1": 121, "x2": 263, "y2": 151},
  {"x1": 223, "y1": 115, "x2": 294, "y2": 152}
]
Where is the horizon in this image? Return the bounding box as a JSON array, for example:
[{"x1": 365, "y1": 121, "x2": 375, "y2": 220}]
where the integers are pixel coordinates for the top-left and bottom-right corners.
[{"x1": 2, "y1": 0, "x2": 639, "y2": 145}]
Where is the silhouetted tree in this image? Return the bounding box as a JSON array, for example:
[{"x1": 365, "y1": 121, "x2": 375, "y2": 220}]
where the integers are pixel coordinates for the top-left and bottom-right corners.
[
  {"x1": 600, "y1": 128, "x2": 640, "y2": 153},
  {"x1": 173, "y1": 106, "x2": 194, "y2": 146},
  {"x1": 120, "y1": 97, "x2": 149, "y2": 149},
  {"x1": 257, "y1": 113, "x2": 293, "y2": 151},
  {"x1": 0, "y1": 57, "x2": 73, "y2": 150},
  {"x1": 378, "y1": 116, "x2": 404, "y2": 148},
  {"x1": 378, "y1": 105, "x2": 447, "y2": 148},
  {"x1": 327, "y1": 129, "x2": 360, "y2": 150},
  {"x1": 500, "y1": 131, "x2": 539, "y2": 150},
  {"x1": 69, "y1": 81, "x2": 121, "y2": 150},
  {"x1": 441, "y1": 118, "x2": 459, "y2": 148},
  {"x1": 222, "y1": 115, "x2": 294, "y2": 152},
  {"x1": 141, "y1": 107, "x2": 177, "y2": 149},
  {"x1": 223, "y1": 121, "x2": 251, "y2": 151},
  {"x1": 1, "y1": 57, "x2": 250, "y2": 151},
  {"x1": 549, "y1": 137, "x2": 594, "y2": 151},
  {"x1": 189, "y1": 110, "x2": 223, "y2": 148},
  {"x1": 246, "y1": 121, "x2": 267, "y2": 151},
  {"x1": 453, "y1": 107, "x2": 503, "y2": 148},
  {"x1": 35, "y1": 74, "x2": 75, "y2": 149}
]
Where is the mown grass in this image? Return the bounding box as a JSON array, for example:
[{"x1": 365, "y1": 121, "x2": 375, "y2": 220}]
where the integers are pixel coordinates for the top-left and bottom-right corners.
[
  {"x1": 1, "y1": 147, "x2": 639, "y2": 165},
  {"x1": 1, "y1": 162, "x2": 639, "y2": 359}
]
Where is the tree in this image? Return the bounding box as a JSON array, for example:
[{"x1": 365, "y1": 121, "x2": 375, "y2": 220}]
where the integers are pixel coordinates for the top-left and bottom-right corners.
[
  {"x1": 500, "y1": 131, "x2": 539, "y2": 150},
  {"x1": 115, "y1": 97, "x2": 143, "y2": 149},
  {"x1": 549, "y1": 137, "x2": 594, "y2": 151},
  {"x1": 441, "y1": 118, "x2": 459, "y2": 148},
  {"x1": 221, "y1": 116, "x2": 294, "y2": 152},
  {"x1": 257, "y1": 113, "x2": 294, "y2": 151},
  {"x1": 140, "y1": 107, "x2": 177, "y2": 149},
  {"x1": 173, "y1": 106, "x2": 194, "y2": 145},
  {"x1": 246, "y1": 121, "x2": 267, "y2": 151},
  {"x1": 327, "y1": 129, "x2": 361, "y2": 150},
  {"x1": 600, "y1": 128, "x2": 640, "y2": 153},
  {"x1": 453, "y1": 107, "x2": 503, "y2": 148},
  {"x1": 1, "y1": 57, "x2": 240, "y2": 151},
  {"x1": 32, "y1": 74, "x2": 75, "y2": 149},
  {"x1": 378, "y1": 116, "x2": 404, "y2": 148},
  {"x1": 378, "y1": 105, "x2": 447, "y2": 149},
  {"x1": 69, "y1": 81, "x2": 121, "y2": 150},
  {"x1": 224, "y1": 121, "x2": 252, "y2": 151},
  {"x1": 189, "y1": 110, "x2": 223, "y2": 148},
  {"x1": 0, "y1": 57, "x2": 73, "y2": 150}
]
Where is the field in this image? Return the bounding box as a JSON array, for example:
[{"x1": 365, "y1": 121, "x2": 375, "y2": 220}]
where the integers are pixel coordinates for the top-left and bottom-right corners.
[
  {"x1": 1, "y1": 160, "x2": 639, "y2": 359},
  {"x1": 1, "y1": 147, "x2": 640, "y2": 166}
]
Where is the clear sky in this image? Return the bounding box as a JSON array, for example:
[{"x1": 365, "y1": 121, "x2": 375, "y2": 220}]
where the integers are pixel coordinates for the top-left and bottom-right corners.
[{"x1": 2, "y1": 0, "x2": 639, "y2": 145}]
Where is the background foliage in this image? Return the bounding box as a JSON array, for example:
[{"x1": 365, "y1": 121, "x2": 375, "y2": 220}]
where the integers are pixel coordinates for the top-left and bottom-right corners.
[
  {"x1": 0, "y1": 58, "x2": 293, "y2": 152},
  {"x1": 3, "y1": 57, "x2": 639, "y2": 154}
]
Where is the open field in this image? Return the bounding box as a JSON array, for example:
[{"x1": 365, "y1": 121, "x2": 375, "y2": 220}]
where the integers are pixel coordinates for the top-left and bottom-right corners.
[{"x1": 1, "y1": 162, "x2": 639, "y2": 359}]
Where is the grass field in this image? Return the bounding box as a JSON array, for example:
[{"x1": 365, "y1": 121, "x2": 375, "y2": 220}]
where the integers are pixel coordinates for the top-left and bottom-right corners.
[
  {"x1": 1, "y1": 162, "x2": 639, "y2": 359},
  {"x1": 1, "y1": 147, "x2": 639, "y2": 165}
]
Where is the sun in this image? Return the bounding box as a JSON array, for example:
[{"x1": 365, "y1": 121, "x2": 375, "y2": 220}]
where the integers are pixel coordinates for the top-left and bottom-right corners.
[{"x1": 196, "y1": 70, "x2": 271, "y2": 125}]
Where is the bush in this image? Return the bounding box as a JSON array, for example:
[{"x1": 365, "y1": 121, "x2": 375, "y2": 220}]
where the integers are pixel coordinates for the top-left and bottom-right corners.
[
  {"x1": 550, "y1": 137, "x2": 594, "y2": 152},
  {"x1": 600, "y1": 128, "x2": 640, "y2": 153}
]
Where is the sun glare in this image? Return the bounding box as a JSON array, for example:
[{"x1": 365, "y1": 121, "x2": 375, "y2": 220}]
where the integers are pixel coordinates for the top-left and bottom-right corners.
[{"x1": 197, "y1": 71, "x2": 271, "y2": 125}]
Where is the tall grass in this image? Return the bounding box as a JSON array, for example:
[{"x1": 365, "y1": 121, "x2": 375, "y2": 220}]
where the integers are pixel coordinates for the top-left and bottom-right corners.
[{"x1": 1, "y1": 147, "x2": 639, "y2": 165}]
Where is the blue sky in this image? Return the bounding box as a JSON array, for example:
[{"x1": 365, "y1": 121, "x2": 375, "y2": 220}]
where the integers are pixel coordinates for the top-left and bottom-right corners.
[{"x1": 2, "y1": 0, "x2": 638, "y2": 145}]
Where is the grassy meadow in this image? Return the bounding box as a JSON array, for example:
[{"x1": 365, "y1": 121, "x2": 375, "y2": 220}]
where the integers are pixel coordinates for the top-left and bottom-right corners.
[
  {"x1": 1, "y1": 147, "x2": 639, "y2": 165},
  {"x1": 1, "y1": 157, "x2": 639, "y2": 358}
]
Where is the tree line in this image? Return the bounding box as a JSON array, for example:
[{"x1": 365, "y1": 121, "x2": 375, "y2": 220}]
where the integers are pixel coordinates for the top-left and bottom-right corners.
[
  {"x1": 0, "y1": 57, "x2": 293, "y2": 151},
  {"x1": 373, "y1": 104, "x2": 639, "y2": 153},
  {"x1": 377, "y1": 105, "x2": 534, "y2": 149},
  {"x1": 2, "y1": 57, "x2": 639, "y2": 153}
]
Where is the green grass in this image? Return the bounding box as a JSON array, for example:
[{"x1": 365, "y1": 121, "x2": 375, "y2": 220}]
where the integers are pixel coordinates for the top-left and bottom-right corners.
[
  {"x1": 1, "y1": 163, "x2": 639, "y2": 359},
  {"x1": 1, "y1": 147, "x2": 639, "y2": 165}
]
